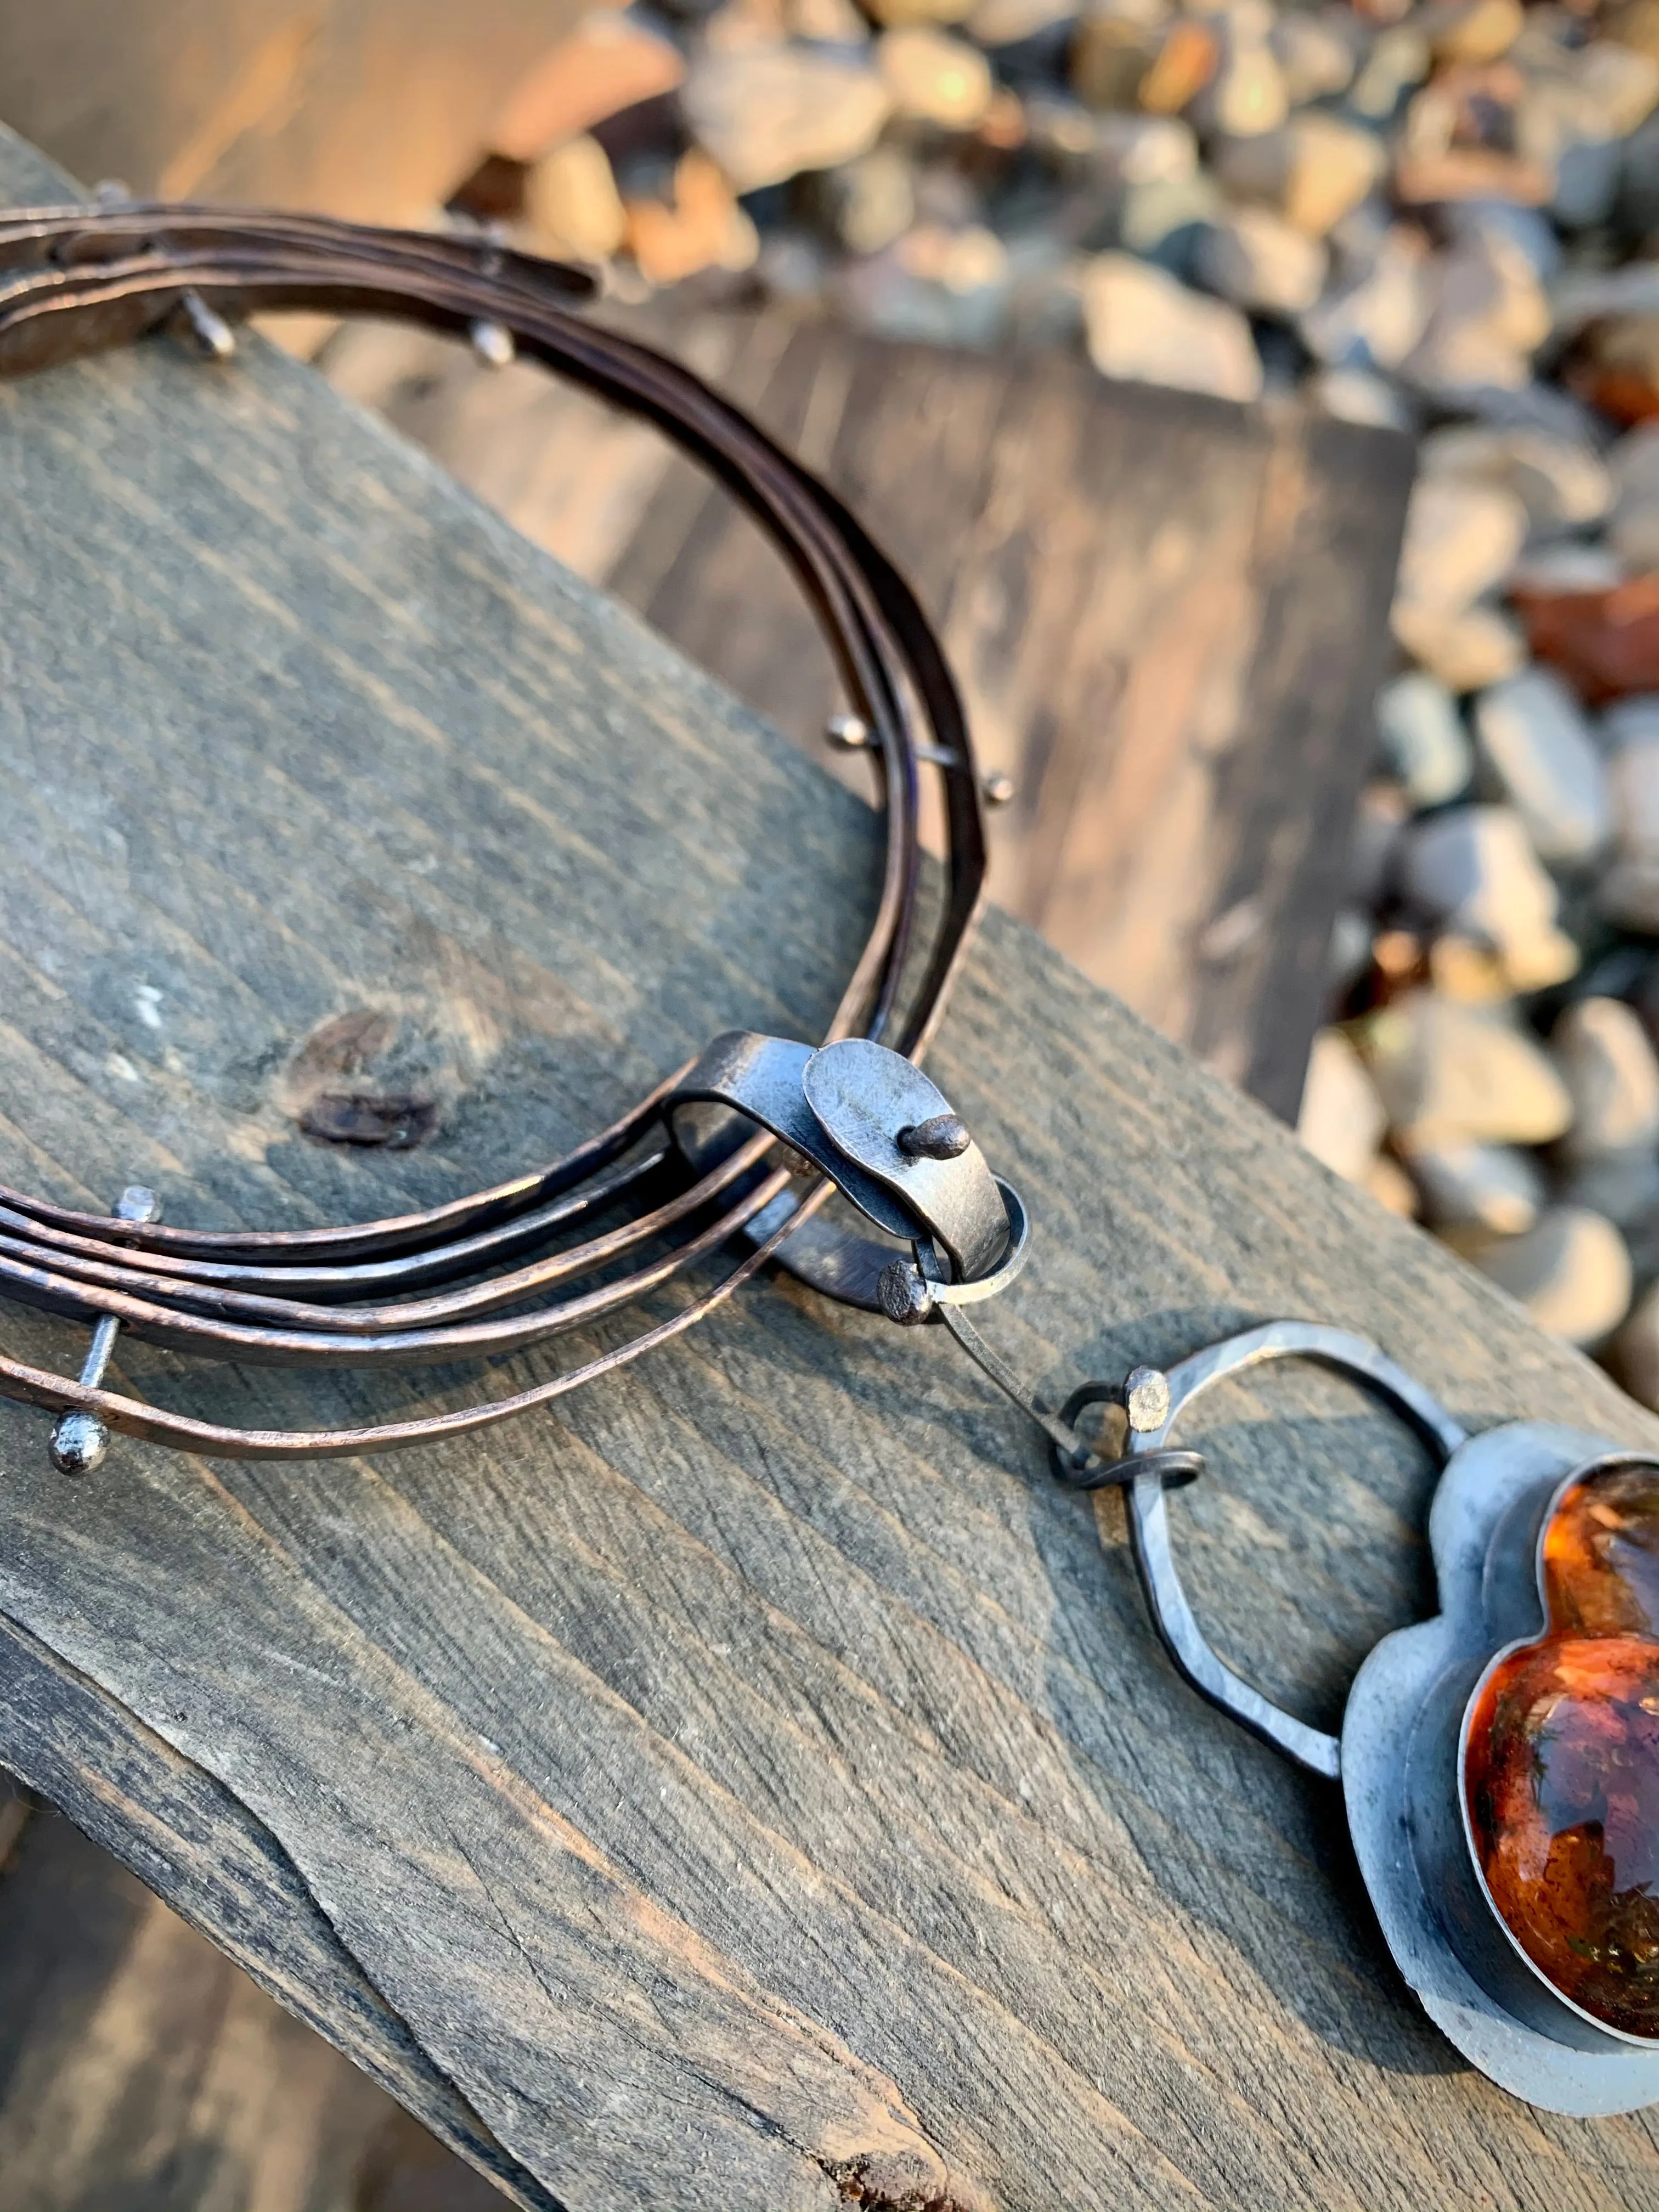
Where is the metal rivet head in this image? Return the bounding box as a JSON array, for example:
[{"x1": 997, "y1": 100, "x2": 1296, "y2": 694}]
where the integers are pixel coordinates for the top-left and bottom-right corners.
[
  {"x1": 896, "y1": 1113, "x2": 972, "y2": 1161},
  {"x1": 469, "y1": 318, "x2": 516, "y2": 369},
  {"x1": 982, "y1": 770, "x2": 1016, "y2": 807},
  {"x1": 877, "y1": 1261, "x2": 935, "y2": 1326},
  {"x1": 826, "y1": 712, "x2": 872, "y2": 751},
  {"x1": 1123, "y1": 1365, "x2": 1171, "y2": 1435},
  {"x1": 50, "y1": 1410, "x2": 110, "y2": 1477},
  {"x1": 178, "y1": 294, "x2": 238, "y2": 361}
]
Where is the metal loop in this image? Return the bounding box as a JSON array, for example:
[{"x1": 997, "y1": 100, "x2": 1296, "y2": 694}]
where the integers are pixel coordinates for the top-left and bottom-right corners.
[
  {"x1": 1048, "y1": 1381, "x2": 1205, "y2": 1491},
  {"x1": 1119, "y1": 1321, "x2": 1469, "y2": 1781}
]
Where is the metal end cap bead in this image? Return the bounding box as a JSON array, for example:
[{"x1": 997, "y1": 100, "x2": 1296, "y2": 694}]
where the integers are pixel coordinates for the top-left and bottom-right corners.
[
  {"x1": 50, "y1": 1410, "x2": 110, "y2": 1477},
  {"x1": 877, "y1": 1260, "x2": 935, "y2": 1326}
]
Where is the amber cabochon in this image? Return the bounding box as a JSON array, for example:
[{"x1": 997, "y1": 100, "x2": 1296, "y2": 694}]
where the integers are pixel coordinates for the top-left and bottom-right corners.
[{"x1": 1463, "y1": 1463, "x2": 1659, "y2": 2040}]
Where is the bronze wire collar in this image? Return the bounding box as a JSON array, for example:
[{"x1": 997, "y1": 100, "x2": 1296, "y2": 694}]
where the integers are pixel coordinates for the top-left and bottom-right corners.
[{"x1": 0, "y1": 200, "x2": 1007, "y2": 1466}]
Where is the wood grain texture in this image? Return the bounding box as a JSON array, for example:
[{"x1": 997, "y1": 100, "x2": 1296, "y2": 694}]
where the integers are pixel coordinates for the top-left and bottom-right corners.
[
  {"x1": 0, "y1": 125, "x2": 1655, "y2": 2211},
  {"x1": 339, "y1": 302, "x2": 1412, "y2": 1119}
]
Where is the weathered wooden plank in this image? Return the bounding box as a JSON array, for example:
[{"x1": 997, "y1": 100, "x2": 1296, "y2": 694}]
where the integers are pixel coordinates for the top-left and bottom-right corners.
[
  {"x1": 0, "y1": 2, "x2": 578, "y2": 224},
  {"x1": 349, "y1": 303, "x2": 1411, "y2": 1119},
  {"x1": 0, "y1": 124, "x2": 1655, "y2": 2211}
]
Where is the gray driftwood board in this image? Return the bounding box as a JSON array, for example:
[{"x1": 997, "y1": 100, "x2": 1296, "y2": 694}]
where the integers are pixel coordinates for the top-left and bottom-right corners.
[{"x1": 0, "y1": 125, "x2": 1656, "y2": 2212}]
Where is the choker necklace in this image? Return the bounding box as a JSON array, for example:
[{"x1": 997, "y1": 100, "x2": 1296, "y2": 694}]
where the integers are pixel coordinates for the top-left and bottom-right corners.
[{"x1": 2, "y1": 201, "x2": 1656, "y2": 2119}]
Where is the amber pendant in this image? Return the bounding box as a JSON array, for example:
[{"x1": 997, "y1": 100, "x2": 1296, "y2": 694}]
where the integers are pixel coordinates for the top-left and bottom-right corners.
[
  {"x1": 1093, "y1": 1324, "x2": 1659, "y2": 2115},
  {"x1": 1346, "y1": 1419, "x2": 1659, "y2": 2113}
]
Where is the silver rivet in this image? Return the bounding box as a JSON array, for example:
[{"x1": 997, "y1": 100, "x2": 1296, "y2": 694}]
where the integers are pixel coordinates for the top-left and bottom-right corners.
[
  {"x1": 178, "y1": 294, "x2": 238, "y2": 361},
  {"x1": 1124, "y1": 1365, "x2": 1171, "y2": 1435},
  {"x1": 982, "y1": 770, "x2": 1016, "y2": 807},
  {"x1": 48, "y1": 1185, "x2": 162, "y2": 1476},
  {"x1": 470, "y1": 318, "x2": 516, "y2": 369},
  {"x1": 877, "y1": 1260, "x2": 934, "y2": 1326},
  {"x1": 826, "y1": 712, "x2": 872, "y2": 751},
  {"x1": 897, "y1": 1113, "x2": 972, "y2": 1161}
]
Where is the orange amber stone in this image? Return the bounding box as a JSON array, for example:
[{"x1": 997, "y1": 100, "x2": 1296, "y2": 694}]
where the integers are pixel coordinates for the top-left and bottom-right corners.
[{"x1": 1463, "y1": 1464, "x2": 1659, "y2": 2040}]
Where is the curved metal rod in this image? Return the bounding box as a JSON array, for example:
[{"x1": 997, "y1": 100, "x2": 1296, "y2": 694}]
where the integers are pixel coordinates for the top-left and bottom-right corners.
[{"x1": 1125, "y1": 1321, "x2": 1469, "y2": 1780}]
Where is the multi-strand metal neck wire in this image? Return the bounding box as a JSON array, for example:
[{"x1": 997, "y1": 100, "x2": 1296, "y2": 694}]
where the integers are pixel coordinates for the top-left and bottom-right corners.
[{"x1": 0, "y1": 200, "x2": 994, "y2": 1465}]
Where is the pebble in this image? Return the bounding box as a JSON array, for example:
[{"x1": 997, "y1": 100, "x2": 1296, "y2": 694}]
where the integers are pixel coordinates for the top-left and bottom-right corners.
[
  {"x1": 1362, "y1": 989, "x2": 1574, "y2": 1146},
  {"x1": 1310, "y1": 366, "x2": 1416, "y2": 431},
  {"x1": 625, "y1": 153, "x2": 759, "y2": 286},
  {"x1": 524, "y1": 136, "x2": 627, "y2": 262},
  {"x1": 1512, "y1": 574, "x2": 1659, "y2": 706},
  {"x1": 684, "y1": 49, "x2": 891, "y2": 191},
  {"x1": 1300, "y1": 224, "x2": 1431, "y2": 372},
  {"x1": 1297, "y1": 1027, "x2": 1387, "y2": 1183},
  {"x1": 1601, "y1": 734, "x2": 1659, "y2": 930},
  {"x1": 1119, "y1": 173, "x2": 1223, "y2": 269},
  {"x1": 1400, "y1": 804, "x2": 1578, "y2": 992},
  {"x1": 820, "y1": 148, "x2": 916, "y2": 255},
  {"x1": 1210, "y1": 114, "x2": 1385, "y2": 238},
  {"x1": 1401, "y1": 1137, "x2": 1544, "y2": 1235},
  {"x1": 1579, "y1": 37, "x2": 1659, "y2": 137},
  {"x1": 867, "y1": 0, "x2": 974, "y2": 25},
  {"x1": 1508, "y1": 544, "x2": 1626, "y2": 596},
  {"x1": 1401, "y1": 227, "x2": 1550, "y2": 398},
  {"x1": 1609, "y1": 421, "x2": 1659, "y2": 572},
  {"x1": 1375, "y1": 670, "x2": 1473, "y2": 809},
  {"x1": 1470, "y1": 1206, "x2": 1633, "y2": 1347},
  {"x1": 1137, "y1": 19, "x2": 1223, "y2": 115},
  {"x1": 1601, "y1": 695, "x2": 1659, "y2": 751},
  {"x1": 1390, "y1": 601, "x2": 1527, "y2": 693},
  {"x1": 967, "y1": 0, "x2": 1073, "y2": 44},
  {"x1": 1417, "y1": 424, "x2": 1611, "y2": 538},
  {"x1": 1198, "y1": 32, "x2": 1288, "y2": 138},
  {"x1": 1348, "y1": 23, "x2": 1430, "y2": 121},
  {"x1": 1471, "y1": 668, "x2": 1611, "y2": 867},
  {"x1": 1079, "y1": 252, "x2": 1262, "y2": 402},
  {"x1": 877, "y1": 25, "x2": 995, "y2": 123},
  {"x1": 1421, "y1": 0, "x2": 1522, "y2": 64},
  {"x1": 1192, "y1": 205, "x2": 1325, "y2": 315},
  {"x1": 1268, "y1": 10, "x2": 1357, "y2": 104},
  {"x1": 1068, "y1": 13, "x2": 1160, "y2": 108},
  {"x1": 1551, "y1": 996, "x2": 1659, "y2": 1160},
  {"x1": 1392, "y1": 477, "x2": 1528, "y2": 624},
  {"x1": 1561, "y1": 1147, "x2": 1659, "y2": 1232}
]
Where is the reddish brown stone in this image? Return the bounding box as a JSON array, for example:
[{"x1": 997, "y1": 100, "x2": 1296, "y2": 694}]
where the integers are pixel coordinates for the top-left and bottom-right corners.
[
  {"x1": 1463, "y1": 1464, "x2": 1659, "y2": 2039},
  {"x1": 1566, "y1": 315, "x2": 1659, "y2": 428},
  {"x1": 1511, "y1": 576, "x2": 1659, "y2": 705}
]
